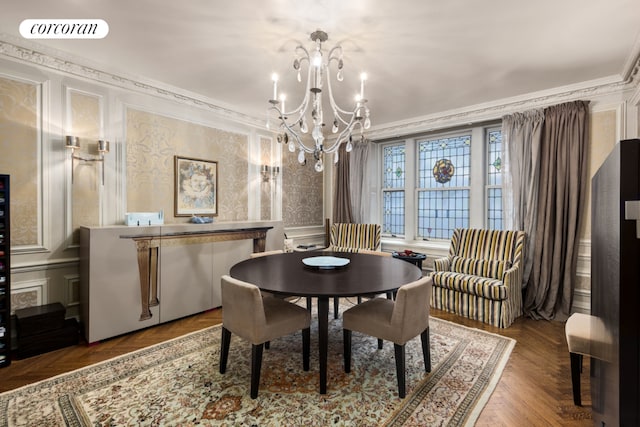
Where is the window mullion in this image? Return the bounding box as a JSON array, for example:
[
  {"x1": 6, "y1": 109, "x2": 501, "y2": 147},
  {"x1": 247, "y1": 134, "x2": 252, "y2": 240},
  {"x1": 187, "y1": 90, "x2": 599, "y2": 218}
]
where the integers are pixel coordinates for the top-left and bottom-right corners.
[
  {"x1": 469, "y1": 127, "x2": 485, "y2": 228},
  {"x1": 405, "y1": 138, "x2": 416, "y2": 241}
]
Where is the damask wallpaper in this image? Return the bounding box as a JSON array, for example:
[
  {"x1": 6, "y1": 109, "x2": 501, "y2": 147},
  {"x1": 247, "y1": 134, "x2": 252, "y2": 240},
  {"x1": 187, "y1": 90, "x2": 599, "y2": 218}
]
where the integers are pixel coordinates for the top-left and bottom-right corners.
[
  {"x1": 281, "y1": 147, "x2": 323, "y2": 227},
  {"x1": 579, "y1": 109, "x2": 617, "y2": 240},
  {"x1": 0, "y1": 76, "x2": 38, "y2": 246},
  {"x1": 126, "y1": 109, "x2": 249, "y2": 222}
]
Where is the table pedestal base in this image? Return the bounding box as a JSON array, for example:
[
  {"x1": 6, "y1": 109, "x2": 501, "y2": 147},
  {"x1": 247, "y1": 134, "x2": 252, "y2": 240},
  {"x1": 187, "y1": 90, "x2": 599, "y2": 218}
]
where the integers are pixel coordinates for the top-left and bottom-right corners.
[{"x1": 317, "y1": 297, "x2": 329, "y2": 394}]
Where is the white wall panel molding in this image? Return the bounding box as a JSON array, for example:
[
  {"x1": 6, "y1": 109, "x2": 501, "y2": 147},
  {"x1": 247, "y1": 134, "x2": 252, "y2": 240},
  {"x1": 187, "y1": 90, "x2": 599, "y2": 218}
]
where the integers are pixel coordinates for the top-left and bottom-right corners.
[
  {"x1": 11, "y1": 278, "x2": 49, "y2": 312},
  {"x1": 284, "y1": 225, "x2": 326, "y2": 247},
  {"x1": 572, "y1": 288, "x2": 591, "y2": 314},
  {"x1": 64, "y1": 274, "x2": 80, "y2": 307},
  {"x1": 577, "y1": 239, "x2": 591, "y2": 278},
  {"x1": 0, "y1": 69, "x2": 51, "y2": 254},
  {"x1": 11, "y1": 258, "x2": 79, "y2": 272},
  {"x1": 62, "y1": 85, "x2": 106, "y2": 249}
]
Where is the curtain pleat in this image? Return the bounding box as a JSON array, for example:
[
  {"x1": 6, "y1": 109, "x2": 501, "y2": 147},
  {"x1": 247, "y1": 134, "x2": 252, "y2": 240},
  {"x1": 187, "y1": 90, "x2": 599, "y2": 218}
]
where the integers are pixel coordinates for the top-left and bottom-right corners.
[
  {"x1": 333, "y1": 144, "x2": 353, "y2": 223},
  {"x1": 501, "y1": 109, "x2": 544, "y2": 288},
  {"x1": 524, "y1": 100, "x2": 590, "y2": 320},
  {"x1": 349, "y1": 140, "x2": 371, "y2": 223}
]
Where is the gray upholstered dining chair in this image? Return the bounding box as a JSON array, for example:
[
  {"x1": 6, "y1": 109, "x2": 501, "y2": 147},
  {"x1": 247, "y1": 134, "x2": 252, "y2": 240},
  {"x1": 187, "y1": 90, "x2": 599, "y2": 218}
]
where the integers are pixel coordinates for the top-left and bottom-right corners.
[
  {"x1": 249, "y1": 249, "x2": 284, "y2": 258},
  {"x1": 356, "y1": 250, "x2": 394, "y2": 303},
  {"x1": 249, "y1": 250, "x2": 284, "y2": 299},
  {"x1": 342, "y1": 276, "x2": 432, "y2": 398},
  {"x1": 249, "y1": 250, "x2": 312, "y2": 310},
  {"x1": 219, "y1": 275, "x2": 311, "y2": 399}
]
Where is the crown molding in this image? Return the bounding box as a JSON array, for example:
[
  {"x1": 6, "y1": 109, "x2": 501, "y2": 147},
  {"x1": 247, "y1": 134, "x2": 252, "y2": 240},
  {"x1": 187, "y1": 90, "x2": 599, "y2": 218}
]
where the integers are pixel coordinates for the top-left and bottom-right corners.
[
  {"x1": 2, "y1": 33, "x2": 639, "y2": 138},
  {"x1": 369, "y1": 56, "x2": 640, "y2": 141},
  {"x1": 0, "y1": 34, "x2": 265, "y2": 129},
  {"x1": 621, "y1": 33, "x2": 640, "y2": 83}
]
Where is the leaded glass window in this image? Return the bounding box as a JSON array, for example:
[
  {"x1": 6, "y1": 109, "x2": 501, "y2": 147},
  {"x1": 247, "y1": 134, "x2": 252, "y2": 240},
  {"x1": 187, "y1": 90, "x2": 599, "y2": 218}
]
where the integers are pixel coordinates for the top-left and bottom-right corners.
[
  {"x1": 382, "y1": 144, "x2": 405, "y2": 235},
  {"x1": 487, "y1": 129, "x2": 503, "y2": 230},
  {"x1": 417, "y1": 135, "x2": 471, "y2": 239}
]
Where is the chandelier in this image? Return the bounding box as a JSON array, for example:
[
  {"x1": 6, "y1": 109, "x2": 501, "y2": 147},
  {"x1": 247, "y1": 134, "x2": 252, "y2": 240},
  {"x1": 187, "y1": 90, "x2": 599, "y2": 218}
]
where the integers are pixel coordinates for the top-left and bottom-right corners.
[{"x1": 268, "y1": 29, "x2": 371, "y2": 172}]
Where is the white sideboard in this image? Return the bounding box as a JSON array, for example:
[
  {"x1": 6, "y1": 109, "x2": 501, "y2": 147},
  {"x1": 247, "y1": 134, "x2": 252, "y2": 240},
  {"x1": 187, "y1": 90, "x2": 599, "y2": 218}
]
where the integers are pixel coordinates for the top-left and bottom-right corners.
[{"x1": 79, "y1": 220, "x2": 284, "y2": 343}]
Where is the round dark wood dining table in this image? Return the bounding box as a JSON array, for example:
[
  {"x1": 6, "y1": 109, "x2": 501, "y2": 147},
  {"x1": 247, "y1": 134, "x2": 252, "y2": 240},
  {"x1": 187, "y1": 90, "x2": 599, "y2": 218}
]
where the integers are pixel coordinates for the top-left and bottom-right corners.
[{"x1": 229, "y1": 250, "x2": 422, "y2": 394}]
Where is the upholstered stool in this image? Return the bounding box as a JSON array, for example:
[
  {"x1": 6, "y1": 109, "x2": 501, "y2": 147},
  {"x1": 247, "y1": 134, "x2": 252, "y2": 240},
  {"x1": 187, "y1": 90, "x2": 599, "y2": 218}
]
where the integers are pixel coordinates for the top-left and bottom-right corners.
[{"x1": 565, "y1": 313, "x2": 611, "y2": 406}]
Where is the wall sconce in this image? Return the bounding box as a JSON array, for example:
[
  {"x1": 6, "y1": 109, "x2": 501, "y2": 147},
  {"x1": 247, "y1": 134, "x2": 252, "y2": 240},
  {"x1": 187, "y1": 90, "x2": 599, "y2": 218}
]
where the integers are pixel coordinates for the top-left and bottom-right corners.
[
  {"x1": 261, "y1": 165, "x2": 280, "y2": 182},
  {"x1": 65, "y1": 135, "x2": 110, "y2": 185}
]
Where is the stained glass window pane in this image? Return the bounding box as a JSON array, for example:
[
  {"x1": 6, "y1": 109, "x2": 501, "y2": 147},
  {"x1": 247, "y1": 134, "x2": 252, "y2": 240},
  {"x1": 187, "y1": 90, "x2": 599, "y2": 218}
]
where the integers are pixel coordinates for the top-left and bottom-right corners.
[
  {"x1": 487, "y1": 130, "x2": 502, "y2": 186},
  {"x1": 383, "y1": 144, "x2": 405, "y2": 189},
  {"x1": 418, "y1": 135, "x2": 470, "y2": 189},
  {"x1": 382, "y1": 144, "x2": 405, "y2": 236},
  {"x1": 383, "y1": 190, "x2": 405, "y2": 235},
  {"x1": 416, "y1": 135, "x2": 471, "y2": 239},
  {"x1": 417, "y1": 190, "x2": 469, "y2": 239},
  {"x1": 486, "y1": 129, "x2": 503, "y2": 230},
  {"x1": 487, "y1": 188, "x2": 503, "y2": 230}
]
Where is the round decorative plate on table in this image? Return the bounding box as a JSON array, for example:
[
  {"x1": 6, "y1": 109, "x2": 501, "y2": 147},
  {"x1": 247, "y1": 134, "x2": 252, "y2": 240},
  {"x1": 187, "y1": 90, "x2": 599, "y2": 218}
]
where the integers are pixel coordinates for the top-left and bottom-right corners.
[{"x1": 302, "y1": 256, "x2": 350, "y2": 270}]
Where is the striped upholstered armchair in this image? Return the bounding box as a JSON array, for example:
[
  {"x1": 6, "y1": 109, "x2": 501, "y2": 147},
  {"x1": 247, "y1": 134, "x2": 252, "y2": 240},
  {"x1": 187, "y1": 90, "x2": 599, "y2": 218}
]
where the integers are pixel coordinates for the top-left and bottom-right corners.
[
  {"x1": 329, "y1": 223, "x2": 381, "y2": 253},
  {"x1": 431, "y1": 228, "x2": 526, "y2": 328},
  {"x1": 327, "y1": 223, "x2": 383, "y2": 318}
]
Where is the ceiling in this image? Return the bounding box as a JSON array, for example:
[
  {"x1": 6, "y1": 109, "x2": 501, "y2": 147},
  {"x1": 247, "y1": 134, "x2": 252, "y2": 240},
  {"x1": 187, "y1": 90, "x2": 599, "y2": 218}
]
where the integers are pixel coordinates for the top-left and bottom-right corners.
[{"x1": 1, "y1": 0, "x2": 639, "y2": 128}]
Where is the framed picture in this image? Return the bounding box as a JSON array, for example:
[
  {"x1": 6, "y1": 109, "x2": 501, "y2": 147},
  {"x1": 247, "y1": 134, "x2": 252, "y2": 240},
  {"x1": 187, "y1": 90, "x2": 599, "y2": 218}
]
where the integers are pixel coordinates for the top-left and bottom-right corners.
[{"x1": 174, "y1": 156, "x2": 218, "y2": 217}]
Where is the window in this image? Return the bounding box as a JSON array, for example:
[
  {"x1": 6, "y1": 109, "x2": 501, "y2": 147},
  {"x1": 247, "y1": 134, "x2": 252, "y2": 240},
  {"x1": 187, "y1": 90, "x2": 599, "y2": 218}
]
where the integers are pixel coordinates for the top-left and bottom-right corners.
[
  {"x1": 380, "y1": 126, "x2": 502, "y2": 242},
  {"x1": 382, "y1": 144, "x2": 405, "y2": 236},
  {"x1": 417, "y1": 134, "x2": 471, "y2": 239}
]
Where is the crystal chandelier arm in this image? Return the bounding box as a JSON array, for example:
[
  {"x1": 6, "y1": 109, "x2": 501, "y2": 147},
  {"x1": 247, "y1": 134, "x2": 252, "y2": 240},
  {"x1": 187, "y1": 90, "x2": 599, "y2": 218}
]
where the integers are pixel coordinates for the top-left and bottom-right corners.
[
  {"x1": 282, "y1": 70, "x2": 311, "y2": 117},
  {"x1": 271, "y1": 44, "x2": 310, "y2": 123},
  {"x1": 270, "y1": 102, "x2": 316, "y2": 155},
  {"x1": 327, "y1": 46, "x2": 342, "y2": 64},
  {"x1": 295, "y1": 45, "x2": 310, "y2": 59},
  {"x1": 324, "y1": 73, "x2": 358, "y2": 118},
  {"x1": 324, "y1": 117, "x2": 363, "y2": 154},
  {"x1": 276, "y1": 56, "x2": 313, "y2": 130}
]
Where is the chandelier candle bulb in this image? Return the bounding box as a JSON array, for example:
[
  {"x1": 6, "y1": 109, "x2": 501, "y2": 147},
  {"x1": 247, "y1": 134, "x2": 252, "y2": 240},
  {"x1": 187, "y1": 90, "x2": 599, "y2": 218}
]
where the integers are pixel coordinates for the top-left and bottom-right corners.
[
  {"x1": 271, "y1": 73, "x2": 278, "y2": 100},
  {"x1": 360, "y1": 73, "x2": 367, "y2": 99}
]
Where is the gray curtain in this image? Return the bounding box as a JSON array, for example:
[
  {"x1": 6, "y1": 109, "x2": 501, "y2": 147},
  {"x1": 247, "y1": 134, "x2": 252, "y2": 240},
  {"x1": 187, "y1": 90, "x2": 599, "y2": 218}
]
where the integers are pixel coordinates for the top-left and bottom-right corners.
[
  {"x1": 501, "y1": 109, "x2": 544, "y2": 288},
  {"x1": 333, "y1": 144, "x2": 353, "y2": 223},
  {"x1": 349, "y1": 139, "x2": 371, "y2": 223},
  {"x1": 524, "y1": 100, "x2": 590, "y2": 320}
]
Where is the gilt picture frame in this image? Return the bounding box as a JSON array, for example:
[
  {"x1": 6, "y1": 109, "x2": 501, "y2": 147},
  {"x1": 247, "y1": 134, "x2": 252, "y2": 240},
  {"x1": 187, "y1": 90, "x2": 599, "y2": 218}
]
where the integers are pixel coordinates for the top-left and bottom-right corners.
[{"x1": 174, "y1": 156, "x2": 218, "y2": 217}]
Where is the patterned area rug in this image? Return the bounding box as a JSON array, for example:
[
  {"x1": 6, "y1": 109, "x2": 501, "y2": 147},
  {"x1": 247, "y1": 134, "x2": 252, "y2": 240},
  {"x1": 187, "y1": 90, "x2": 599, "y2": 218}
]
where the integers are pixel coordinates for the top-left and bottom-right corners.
[{"x1": 0, "y1": 301, "x2": 515, "y2": 426}]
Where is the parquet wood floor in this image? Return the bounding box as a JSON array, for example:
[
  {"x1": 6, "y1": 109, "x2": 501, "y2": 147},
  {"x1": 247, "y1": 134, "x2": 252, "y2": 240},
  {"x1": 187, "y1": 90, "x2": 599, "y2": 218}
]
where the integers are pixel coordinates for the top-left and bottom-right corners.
[{"x1": 0, "y1": 308, "x2": 593, "y2": 426}]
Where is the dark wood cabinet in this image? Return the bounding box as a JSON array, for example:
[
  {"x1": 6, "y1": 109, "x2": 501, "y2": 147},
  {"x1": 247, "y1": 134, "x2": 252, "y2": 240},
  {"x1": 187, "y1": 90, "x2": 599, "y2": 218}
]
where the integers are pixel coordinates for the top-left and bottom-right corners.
[
  {"x1": 0, "y1": 174, "x2": 10, "y2": 368},
  {"x1": 591, "y1": 139, "x2": 640, "y2": 426}
]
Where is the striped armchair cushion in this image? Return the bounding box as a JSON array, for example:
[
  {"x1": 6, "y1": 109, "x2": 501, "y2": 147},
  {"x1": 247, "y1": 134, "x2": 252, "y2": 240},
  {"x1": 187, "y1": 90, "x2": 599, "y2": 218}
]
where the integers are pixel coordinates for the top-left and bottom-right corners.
[
  {"x1": 450, "y1": 256, "x2": 511, "y2": 280},
  {"x1": 431, "y1": 271, "x2": 508, "y2": 300},
  {"x1": 330, "y1": 223, "x2": 381, "y2": 251}
]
